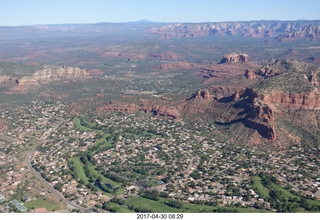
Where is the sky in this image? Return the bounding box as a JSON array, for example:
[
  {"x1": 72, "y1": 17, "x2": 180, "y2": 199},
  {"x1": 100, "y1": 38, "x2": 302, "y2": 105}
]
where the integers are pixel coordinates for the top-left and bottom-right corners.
[{"x1": 0, "y1": 0, "x2": 319, "y2": 26}]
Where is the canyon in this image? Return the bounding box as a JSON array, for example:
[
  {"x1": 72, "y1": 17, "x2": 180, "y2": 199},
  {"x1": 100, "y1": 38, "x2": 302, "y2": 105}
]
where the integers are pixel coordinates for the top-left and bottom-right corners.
[{"x1": 147, "y1": 20, "x2": 320, "y2": 41}]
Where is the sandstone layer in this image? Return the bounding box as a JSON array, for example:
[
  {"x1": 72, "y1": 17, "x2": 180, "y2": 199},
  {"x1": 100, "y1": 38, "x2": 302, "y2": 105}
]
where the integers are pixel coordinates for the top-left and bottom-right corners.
[
  {"x1": 147, "y1": 21, "x2": 320, "y2": 41},
  {"x1": 154, "y1": 62, "x2": 196, "y2": 71},
  {"x1": 220, "y1": 53, "x2": 248, "y2": 63},
  {"x1": 1, "y1": 66, "x2": 88, "y2": 86},
  {"x1": 96, "y1": 100, "x2": 181, "y2": 119}
]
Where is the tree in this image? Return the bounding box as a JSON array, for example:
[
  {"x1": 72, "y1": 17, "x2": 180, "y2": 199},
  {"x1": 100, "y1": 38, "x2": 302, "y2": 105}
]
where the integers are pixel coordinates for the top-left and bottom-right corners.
[
  {"x1": 54, "y1": 182, "x2": 63, "y2": 191},
  {"x1": 165, "y1": 200, "x2": 182, "y2": 209},
  {"x1": 246, "y1": 190, "x2": 251, "y2": 201}
]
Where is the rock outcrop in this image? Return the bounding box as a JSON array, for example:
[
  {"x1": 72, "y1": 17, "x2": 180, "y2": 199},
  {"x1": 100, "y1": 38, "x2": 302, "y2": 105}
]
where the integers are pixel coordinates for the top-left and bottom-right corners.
[
  {"x1": 153, "y1": 62, "x2": 196, "y2": 71},
  {"x1": 256, "y1": 58, "x2": 316, "y2": 78},
  {"x1": 220, "y1": 53, "x2": 248, "y2": 63},
  {"x1": 0, "y1": 66, "x2": 89, "y2": 86},
  {"x1": 147, "y1": 21, "x2": 320, "y2": 41},
  {"x1": 194, "y1": 89, "x2": 211, "y2": 100},
  {"x1": 257, "y1": 91, "x2": 320, "y2": 110},
  {"x1": 309, "y1": 74, "x2": 319, "y2": 86},
  {"x1": 96, "y1": 102, "x2": 139, "y2": 113},
  {"x1": 95, "y1": 100, "x2": 181, "y2": 119},
  {"x1": 16, "y1": 66, "x2": 88, "y2": 85},
  {"x1": 277, "y1": 24, "x2": 320, "y2": 41},
  {"x1": 127, "y1": 54, "x2": 147, "y2": 61},
  {"x1": 244, "y1": 69, "x2": 257, "y2": 80},
  {"x1": 244, "y1": 98, "x2": 276, "y2": 140},
  {"x1": 150, "y1": 52, "x2": 181, "y2": 60}
]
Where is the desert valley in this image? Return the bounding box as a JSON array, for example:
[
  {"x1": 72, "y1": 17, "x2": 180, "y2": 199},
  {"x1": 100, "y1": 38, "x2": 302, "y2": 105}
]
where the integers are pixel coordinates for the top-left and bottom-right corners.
[{"x1": 1, "y1": 20, "x2": 320, "y2": 213}]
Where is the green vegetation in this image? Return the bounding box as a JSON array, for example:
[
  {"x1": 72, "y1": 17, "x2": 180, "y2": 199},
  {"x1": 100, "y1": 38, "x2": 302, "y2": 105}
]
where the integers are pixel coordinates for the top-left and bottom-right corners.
[
  {"x1": 87, "y1": 162, "x2": 123, "y2": 191},
  {"x1": 102, "y1": 201, "x2": 134, "y2": 213},
  {"x1": 73, "y1": 117, "x2": 88, "y2": 132},
  {"x1": 24, "y1": 197, "x2": 59, "y2": 211},
  {"x1": 124, "y1": 196, "x2": 261, "y2": 213},
  {"x1": 252, "y1": 176, "x2": 269, "y2": 199},
  {"x1": 72, "y1": 157, "x2": 89, "y2": 184},
  {"x1": 254, "y1": 172, "x2": 320, "y2": 212},
  {"x1": 0, "y1": 62, "x2": 43, "y2": 76},
  {"x1": 125, "y1": 197, "x2": 182, "y2": 213}
]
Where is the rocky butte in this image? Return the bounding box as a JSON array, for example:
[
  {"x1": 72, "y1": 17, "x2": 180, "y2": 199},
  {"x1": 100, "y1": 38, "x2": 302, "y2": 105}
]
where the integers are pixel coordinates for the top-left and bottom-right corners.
[
  {"x1": 92, "y1": 58, "x2": 320, "y2": 146},
  {"x1": 236, "y1": 59, "x2": 320, "y2": 142},
  {"x1": 0, "y1": 66, "x2": 88, "y2": 85},
  {"x1": 220, "y1": 53, "x2": 248, "y2": 63},
  {"x1": 194, "y1": 59, "x2": 320, "y2": 143}
]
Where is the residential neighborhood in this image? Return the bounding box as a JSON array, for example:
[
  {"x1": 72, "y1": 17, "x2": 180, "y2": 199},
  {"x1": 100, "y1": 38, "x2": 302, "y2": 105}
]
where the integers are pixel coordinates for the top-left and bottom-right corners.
[{"x1": 1, "y1": 100, "x2": 320, "y2": 212}]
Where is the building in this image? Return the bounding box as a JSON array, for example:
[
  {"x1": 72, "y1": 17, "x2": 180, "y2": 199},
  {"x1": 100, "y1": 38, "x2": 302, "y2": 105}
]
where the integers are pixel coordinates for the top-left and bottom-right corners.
[{"x1": 10, "y1": 200, "x2": 27, "y2": 212}]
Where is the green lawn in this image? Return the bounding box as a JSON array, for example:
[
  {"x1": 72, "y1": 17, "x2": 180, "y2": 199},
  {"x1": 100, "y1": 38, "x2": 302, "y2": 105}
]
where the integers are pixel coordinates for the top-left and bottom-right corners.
[
  {"x1": 125, "y1": 197, "x2": 182, "y2": 213},
  {"x1": 125, "y1": 196, "x2": 263, "y2": 213},
  {"x1": 181, "y1": 201, "x2": 262, "y2": 213},
  {"x1": 252, "y1": 176, "x2": 270, "y2": 199},
  {"x1": 108, "y1": 202, "x2": 135, "y2": 213},
  {"x1": 270, "y1": 183, "x2": 320, "y2": 206},
  {"x1": 89, "y1": 133, "x2": 114, "y2": 154},
  {"x1": 72, "y1": 157, "x2": 89, "y2": 184},
  {"x1": 86, "y1": 162, "x2": 124, "y2": 194},
  {"x1": 73, "y1": 116, "x2": 103, "y2": 132},
  {"x1": 73, "y1": 117, "x2": 88, "y2": 132},
  {"x1": 24, "y1": 198, "x2": 59, "y2": 211},
  {"x1": 92, "y1": 134, "x2": 109, "y2": 146},
  {"x1": 270, "y1": 183, "x2": 299, "y2": 199},
  {"x1": 71, "y1": 117, "x2": 123, "y2": 195}
]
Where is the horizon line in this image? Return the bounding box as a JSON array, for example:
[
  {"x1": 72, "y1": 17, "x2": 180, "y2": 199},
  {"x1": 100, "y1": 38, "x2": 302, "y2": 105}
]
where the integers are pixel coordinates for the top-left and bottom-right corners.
[{"x1": 1, "y1": 18, "x2": 320, "y2": 27}]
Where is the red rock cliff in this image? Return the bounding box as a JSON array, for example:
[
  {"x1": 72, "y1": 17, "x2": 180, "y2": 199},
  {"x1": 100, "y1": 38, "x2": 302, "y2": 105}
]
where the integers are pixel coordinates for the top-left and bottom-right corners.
[
  {"x1": 257, "y1": 91, "x2": 320, "y2": 110},
  {"x1": 220, "y1": 53, "x2": 248, "y2": 63},
  {"x1": 244, "y1": 98, "x2": 276, "y2": 140}
]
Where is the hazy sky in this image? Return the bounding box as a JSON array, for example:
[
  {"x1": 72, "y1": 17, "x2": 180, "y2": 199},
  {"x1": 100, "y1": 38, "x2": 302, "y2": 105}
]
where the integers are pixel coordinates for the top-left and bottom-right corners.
[{"x1": 0, "y1": 0, "x2": 319, "y2": 26}]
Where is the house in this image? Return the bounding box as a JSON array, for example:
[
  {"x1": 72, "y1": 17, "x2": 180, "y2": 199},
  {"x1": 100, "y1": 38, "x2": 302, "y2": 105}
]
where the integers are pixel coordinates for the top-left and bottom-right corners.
[{"x1": 10, "y1": 199, "x2": 27, "y2": 212}]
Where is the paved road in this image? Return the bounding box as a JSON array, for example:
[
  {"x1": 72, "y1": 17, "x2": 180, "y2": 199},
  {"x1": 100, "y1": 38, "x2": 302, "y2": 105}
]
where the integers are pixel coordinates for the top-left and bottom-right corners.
[{"x1": 25, "y1": 121, "x2": 93, "y2": 213}]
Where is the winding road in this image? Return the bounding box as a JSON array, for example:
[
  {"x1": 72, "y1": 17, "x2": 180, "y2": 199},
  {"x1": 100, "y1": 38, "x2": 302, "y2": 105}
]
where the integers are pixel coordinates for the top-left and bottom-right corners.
[{"x1": 25, "y1": 121, "x2": 93, "y2": 213}]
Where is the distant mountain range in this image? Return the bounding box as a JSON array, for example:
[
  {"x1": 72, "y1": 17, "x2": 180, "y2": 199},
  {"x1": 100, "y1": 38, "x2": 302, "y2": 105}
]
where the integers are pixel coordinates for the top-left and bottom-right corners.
[
  {"x1": 0, "y1": 20, "x2": 319, "y2": 42},
  {"x1": 126, "y1": 19, "x2": 160, "y2": 23},
  {"x1": 147, "y1": 20, "x2": 320, "y2": 41}
]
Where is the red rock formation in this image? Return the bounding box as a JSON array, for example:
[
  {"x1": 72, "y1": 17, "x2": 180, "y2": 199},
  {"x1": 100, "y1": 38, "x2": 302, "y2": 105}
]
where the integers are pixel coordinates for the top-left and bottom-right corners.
[
  {"x1": 0, "y1": 66, "x2": 89, "y2": 92},
  {"x1": 153, "y1": 62, "x2": 196, "y2": 71},
  {"x1": 194, "y1": 89, "x2": 211, "y2": 100},
  {"x1": 245, "y1": 98, "x2": 276, "y2": 140},
  {"x1": 95, "y1": 102, "x2": 139, "y2": 113},
  {"x1": 245, "y1": 118, "x2": 277, "y2": 140},
  {"x1": 232, "y1": 89, "x2": 245, "y2": 101},
  {"x1": 16, "y1": 66, "x2": 89, "y2": 85},
  {"x1": 309, "y1": 74, "x2": 319, "y2": 86},
  {"x1": 138, "y1": 100, "x2": 181, "y2": 119},
  {"x1": 277, "y1": 24, "x2": 320, "y2": 41},
  {"x1": 128, "y1": 54, "x2": 147, "y2": 61},
  {"x1": 147, "y1": 21, "x2": 320, "y2": 41},
  {"x1": 257, "y1": 91, "x2": 320, "y2": 110},
  {"x1": 247, "y1": 98, "x2": 274, "y2": 123},
  {"x1": 150, "y1": 52, "x2": 181, "y2": 60},
  {"x1": 95, "y1": 100, "x2": 181, "y2": 119},
  {"x1": 244, "y1": 69, "x2": 257, "y2": 80},
  {"x1": 220, "y1": 53, "x2": 248, "y2": 63}
]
